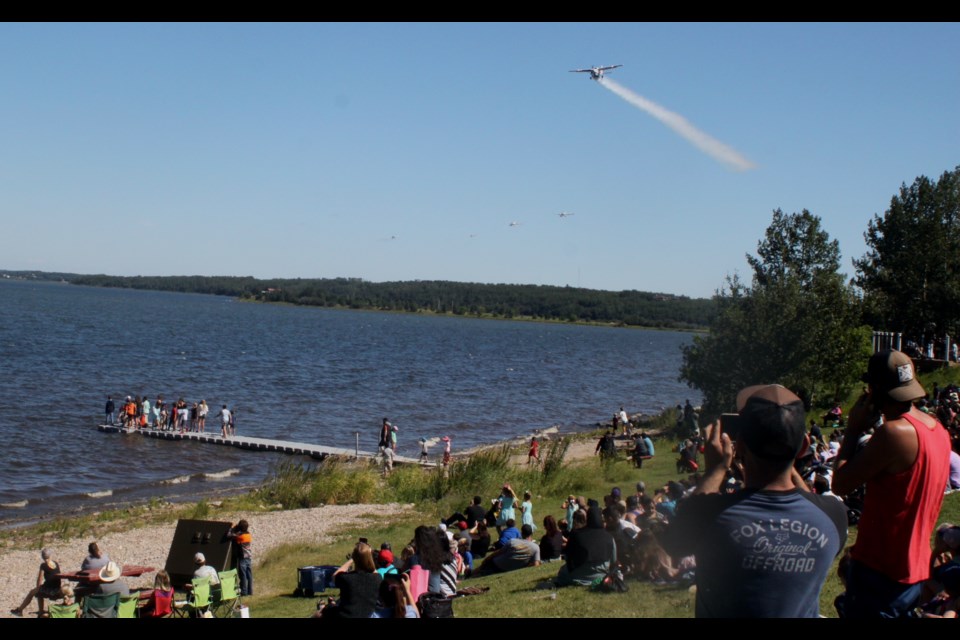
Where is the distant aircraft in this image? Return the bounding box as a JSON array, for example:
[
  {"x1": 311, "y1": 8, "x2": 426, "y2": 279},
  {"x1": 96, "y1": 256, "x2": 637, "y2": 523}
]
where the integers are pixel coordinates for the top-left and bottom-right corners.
[
  {"x1": 569, "y1": 64, "x2": 622, "y2": 80},
  {"x1": 558, "y1": 212, "x2": 575, "y2": 218},
  {"x1": 508, "y1": 221, "x2": 521, "y2": 227}
]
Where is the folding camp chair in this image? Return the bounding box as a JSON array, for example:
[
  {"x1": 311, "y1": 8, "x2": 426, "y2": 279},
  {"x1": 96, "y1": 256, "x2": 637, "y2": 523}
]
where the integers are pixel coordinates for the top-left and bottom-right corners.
[
  {"x1": 82, "y1": 592, "x2": 120, "y2": 618},
  {"x1": 210, "y1": 569, "x2": 241, "y2": 618},
  {"x1": 48, "y1": 602, "x2": 79, "y2": 619},
  {"x1": 173, "y1": 577, "x2": 211, "y2": 618},
  {"x1": 117, "y1": 593, "x2": 140, "y2": 618}
]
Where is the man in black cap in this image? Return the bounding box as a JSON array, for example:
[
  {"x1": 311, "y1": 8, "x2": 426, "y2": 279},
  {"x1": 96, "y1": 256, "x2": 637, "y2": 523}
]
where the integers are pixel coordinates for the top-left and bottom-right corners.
[
  {"x1": 832, "y1": 349, "x2": 950, "y2": 618},
  {"x1": 660, "y1": 384, "x2": 847, "y2": 618}
]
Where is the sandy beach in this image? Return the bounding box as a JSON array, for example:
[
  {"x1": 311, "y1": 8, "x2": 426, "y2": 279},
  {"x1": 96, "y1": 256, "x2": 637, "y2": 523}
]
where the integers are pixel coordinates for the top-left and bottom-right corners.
[{"x1": 0, "y1": 503, "x2": 415, "y2": 618}]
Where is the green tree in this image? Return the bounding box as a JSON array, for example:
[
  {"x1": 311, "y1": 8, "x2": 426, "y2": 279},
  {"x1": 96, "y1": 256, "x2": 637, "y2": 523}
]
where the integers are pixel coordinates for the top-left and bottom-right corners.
[
  {"x1": 854, "y1": 166, "x2": 960, "y2": 338},
  {"x1": 680, "y1": 209, "x2": 872, "y2": 418}
]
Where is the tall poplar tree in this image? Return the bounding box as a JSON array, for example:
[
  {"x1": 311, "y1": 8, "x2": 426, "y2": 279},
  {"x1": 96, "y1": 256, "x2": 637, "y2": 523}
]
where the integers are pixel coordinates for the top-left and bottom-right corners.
[
  {"x1": 681, "y1": 209, "x2": 872, "y2": 418},
  {"x1": 854, "y1": 166, "x2": 960, "y2": 339}
]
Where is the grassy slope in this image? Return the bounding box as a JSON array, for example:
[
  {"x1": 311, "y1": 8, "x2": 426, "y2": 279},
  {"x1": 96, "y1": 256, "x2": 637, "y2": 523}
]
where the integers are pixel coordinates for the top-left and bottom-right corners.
[{"x1": 246, "y1": 366, "x2": 960, "y2": 618}]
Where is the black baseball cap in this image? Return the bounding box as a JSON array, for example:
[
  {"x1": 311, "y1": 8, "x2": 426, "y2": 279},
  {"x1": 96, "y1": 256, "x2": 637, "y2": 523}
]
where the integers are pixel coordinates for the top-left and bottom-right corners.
[{"x1": 735, "y1": 384, "x2": 806, "y2": 461}]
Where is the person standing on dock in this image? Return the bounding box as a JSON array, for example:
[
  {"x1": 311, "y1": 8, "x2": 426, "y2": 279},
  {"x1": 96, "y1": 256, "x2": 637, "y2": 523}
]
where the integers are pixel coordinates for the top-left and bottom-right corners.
[
  {"x1": 105, "y1": 396, "x2": 115, "y2": 425},
  {"x1": 220, "y1": 405, "x2": 232, "y2": 438},
  {"x1": 198, "y1": 400, "x2": 208, "y2": 432},
  {"x1": 379, "y1": 418, "x2": 391, "y2": 453}
]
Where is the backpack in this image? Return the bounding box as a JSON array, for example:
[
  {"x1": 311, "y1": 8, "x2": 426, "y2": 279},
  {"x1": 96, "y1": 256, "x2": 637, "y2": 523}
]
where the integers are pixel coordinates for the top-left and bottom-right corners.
[{"x1": 417, "y1": 592, "x2": 454, "y2": 618}]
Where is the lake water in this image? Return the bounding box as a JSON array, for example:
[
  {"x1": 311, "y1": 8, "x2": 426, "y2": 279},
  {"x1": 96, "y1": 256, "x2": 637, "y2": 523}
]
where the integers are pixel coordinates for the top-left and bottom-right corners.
[{"x1": 0, "y1": 279, "x2": 700, "y2": 525}]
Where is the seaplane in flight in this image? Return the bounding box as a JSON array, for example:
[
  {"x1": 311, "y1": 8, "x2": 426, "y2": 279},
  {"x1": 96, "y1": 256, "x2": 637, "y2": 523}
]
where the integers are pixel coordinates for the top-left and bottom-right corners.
[
  {"x1": 508, "y1": 221, "x2": 521, "y2": 227},
  {"x1": 558, "y1": 211, "x2": 574, "y2": 219},
  {"x1": 569, "y1": 64, "x2": 622, "y2": 80}
]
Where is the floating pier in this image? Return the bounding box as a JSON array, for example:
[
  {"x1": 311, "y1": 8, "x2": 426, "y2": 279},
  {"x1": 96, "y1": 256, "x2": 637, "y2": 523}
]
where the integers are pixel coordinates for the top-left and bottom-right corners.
[{"x1": 96, "y1": 424, "x2": 432, "y2": 466}]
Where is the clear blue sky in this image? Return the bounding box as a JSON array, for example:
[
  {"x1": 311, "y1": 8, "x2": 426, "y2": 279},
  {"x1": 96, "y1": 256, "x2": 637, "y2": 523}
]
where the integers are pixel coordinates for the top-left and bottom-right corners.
[{"x1": 1, "y1": 22, "x2": 957, "y2": 298}]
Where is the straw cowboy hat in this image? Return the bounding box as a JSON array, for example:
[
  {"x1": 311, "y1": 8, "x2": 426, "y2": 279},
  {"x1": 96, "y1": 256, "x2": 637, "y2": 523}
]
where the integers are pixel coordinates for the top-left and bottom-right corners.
[{"x1": 99, "y1": 561, "x2": 122, "y2": 583}]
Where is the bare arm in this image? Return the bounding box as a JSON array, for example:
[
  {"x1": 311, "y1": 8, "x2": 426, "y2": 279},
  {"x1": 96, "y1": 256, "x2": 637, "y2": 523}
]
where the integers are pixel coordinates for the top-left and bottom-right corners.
[
  {"x1": 333, "y1": 558, "x2": 353, "y2": 577},
  {"x1": 399, "y1": 573, "x2": 419, "y2": 617},
  {"x1": 832, "y1": 396, "x2": 918, "y2": 496},
  {"x1": 695, "y1": 421, "x2": 734, "y2": 495}
]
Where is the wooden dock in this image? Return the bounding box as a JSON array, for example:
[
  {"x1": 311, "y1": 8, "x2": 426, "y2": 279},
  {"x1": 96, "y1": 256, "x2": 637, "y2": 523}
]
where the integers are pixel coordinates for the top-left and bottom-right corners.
[{"x1": 96, "y1": 424, "x2": 431, "y2": 466}]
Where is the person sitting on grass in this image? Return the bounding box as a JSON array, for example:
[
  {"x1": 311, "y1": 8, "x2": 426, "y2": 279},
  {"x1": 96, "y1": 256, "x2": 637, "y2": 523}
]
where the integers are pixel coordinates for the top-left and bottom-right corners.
[
  {"x1": 11, "y1": 548, "x2": 61, "y2": 617},
  {"x1": 470, "y1": 521, "x2": 492, "y2": 559},
  {"x1": 493, "y1": 518, "x2": 521, "y2": 550},
  {"x1": 376, "y1": 549, "x2": 398, "y2": 578},
  {"x1": 315, "y1": 542, "x2": 382, "y2": 619},
  {"x1": 457, "y1": 537, "x2": 474, "y2": 577},
  {"x1": 474, "y1": 524, "x2": 541, "y2": 576},
  {"x1": 411, "y1": 525, "x2": 458, "y2": 597},
  {"x1": 539, "y1": 515, "x2": 564, "y2": 562},
  {"x1": 555, "y1": 507, "x2": 616, "y2": 587},
  {"x1": 372, "y1": 573, "x2": 419, "y2": 618}
]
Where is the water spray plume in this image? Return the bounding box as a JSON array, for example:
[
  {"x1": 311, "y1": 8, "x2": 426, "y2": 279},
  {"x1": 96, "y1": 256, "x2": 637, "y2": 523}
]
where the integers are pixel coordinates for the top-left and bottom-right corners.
[{"x1": 599, "y1": 78, "x2": 756, "y2": 172}]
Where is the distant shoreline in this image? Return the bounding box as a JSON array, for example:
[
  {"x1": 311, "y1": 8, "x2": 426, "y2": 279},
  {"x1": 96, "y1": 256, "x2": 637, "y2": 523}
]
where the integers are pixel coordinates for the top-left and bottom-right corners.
[
  {"x1": 0, "y1": 271, "x2": 714, "y2": 332},
  {"x1": 235, "y1": 296, "x2": 709, "y2": 334}
]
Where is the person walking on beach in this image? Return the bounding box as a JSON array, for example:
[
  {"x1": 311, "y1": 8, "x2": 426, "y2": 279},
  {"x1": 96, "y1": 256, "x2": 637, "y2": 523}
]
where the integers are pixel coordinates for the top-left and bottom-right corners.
[
  {"x1": 390, "y1": 424, "x2": 398, "y2": 452},
  {"x1": 528, "y1": 437, "x2": 541, "y2": 466},
  {"x1": 220, "y1": 405, "x2": 232, "y2": 438},
  {"x1": 419, "y1": 437, "x2": 429, "y2": 464},
  {"x1": 441, "y1": 436, "x2": 452, "y2": 468}
]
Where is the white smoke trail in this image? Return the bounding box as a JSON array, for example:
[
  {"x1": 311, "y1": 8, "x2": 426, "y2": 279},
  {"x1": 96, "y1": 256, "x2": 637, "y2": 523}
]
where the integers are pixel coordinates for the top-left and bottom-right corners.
[{"x1": 599, "y1": 78, "x2": 756, "y2": 172}]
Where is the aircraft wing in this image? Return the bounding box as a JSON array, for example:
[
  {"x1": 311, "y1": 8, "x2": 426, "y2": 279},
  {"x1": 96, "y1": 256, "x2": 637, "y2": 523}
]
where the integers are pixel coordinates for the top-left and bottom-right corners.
[
  {"x1": 568, "y1": 69, "x2": 592, "y2": 73},
  {"x1": 598, "y1": 65, "x2": 622, "y2": 71}
]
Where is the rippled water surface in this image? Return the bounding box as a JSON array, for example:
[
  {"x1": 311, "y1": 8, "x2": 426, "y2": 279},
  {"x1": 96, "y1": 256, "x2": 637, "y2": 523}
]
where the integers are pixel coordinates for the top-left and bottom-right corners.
[{"x1": 0, "y1": 279, "x2": 700, "y2": 523}]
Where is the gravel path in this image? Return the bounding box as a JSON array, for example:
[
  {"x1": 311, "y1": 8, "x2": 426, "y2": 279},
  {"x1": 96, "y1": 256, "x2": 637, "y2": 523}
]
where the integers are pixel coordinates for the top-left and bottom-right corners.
[{"x1": 0, "y1": 503, "x2": 414, "y2": 618}]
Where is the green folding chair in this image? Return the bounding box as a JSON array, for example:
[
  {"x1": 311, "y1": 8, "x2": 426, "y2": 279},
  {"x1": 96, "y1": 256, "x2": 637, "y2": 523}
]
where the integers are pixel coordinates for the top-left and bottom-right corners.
[
  {"x1": 211, "y1": 569, "x2": 241, "y2": 618},
  {"x1": 82, "y1": 592, "x2": 120, "y2": 618},
  {"x1": 48, "y1": 602, "x2": 79, "y2": 619},
  {"x1": 174, "y1": 577, "x2": 211, "y2": 618},
  {"x1": 117, "y1": 593, "x2": 140, "y2": 618}
]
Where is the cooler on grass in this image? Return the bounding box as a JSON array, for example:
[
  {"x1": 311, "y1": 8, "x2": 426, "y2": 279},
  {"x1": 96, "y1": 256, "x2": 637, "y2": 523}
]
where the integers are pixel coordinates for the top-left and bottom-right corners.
[{"x1": 295, "y1": 565, "x2": 338, "y2": 597}]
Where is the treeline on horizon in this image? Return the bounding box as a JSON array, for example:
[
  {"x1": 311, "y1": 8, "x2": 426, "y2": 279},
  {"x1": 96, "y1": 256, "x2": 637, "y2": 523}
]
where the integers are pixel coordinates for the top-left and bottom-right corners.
[{"x1": 39, "y1": 273, "x2": 715, "y2": 329}]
